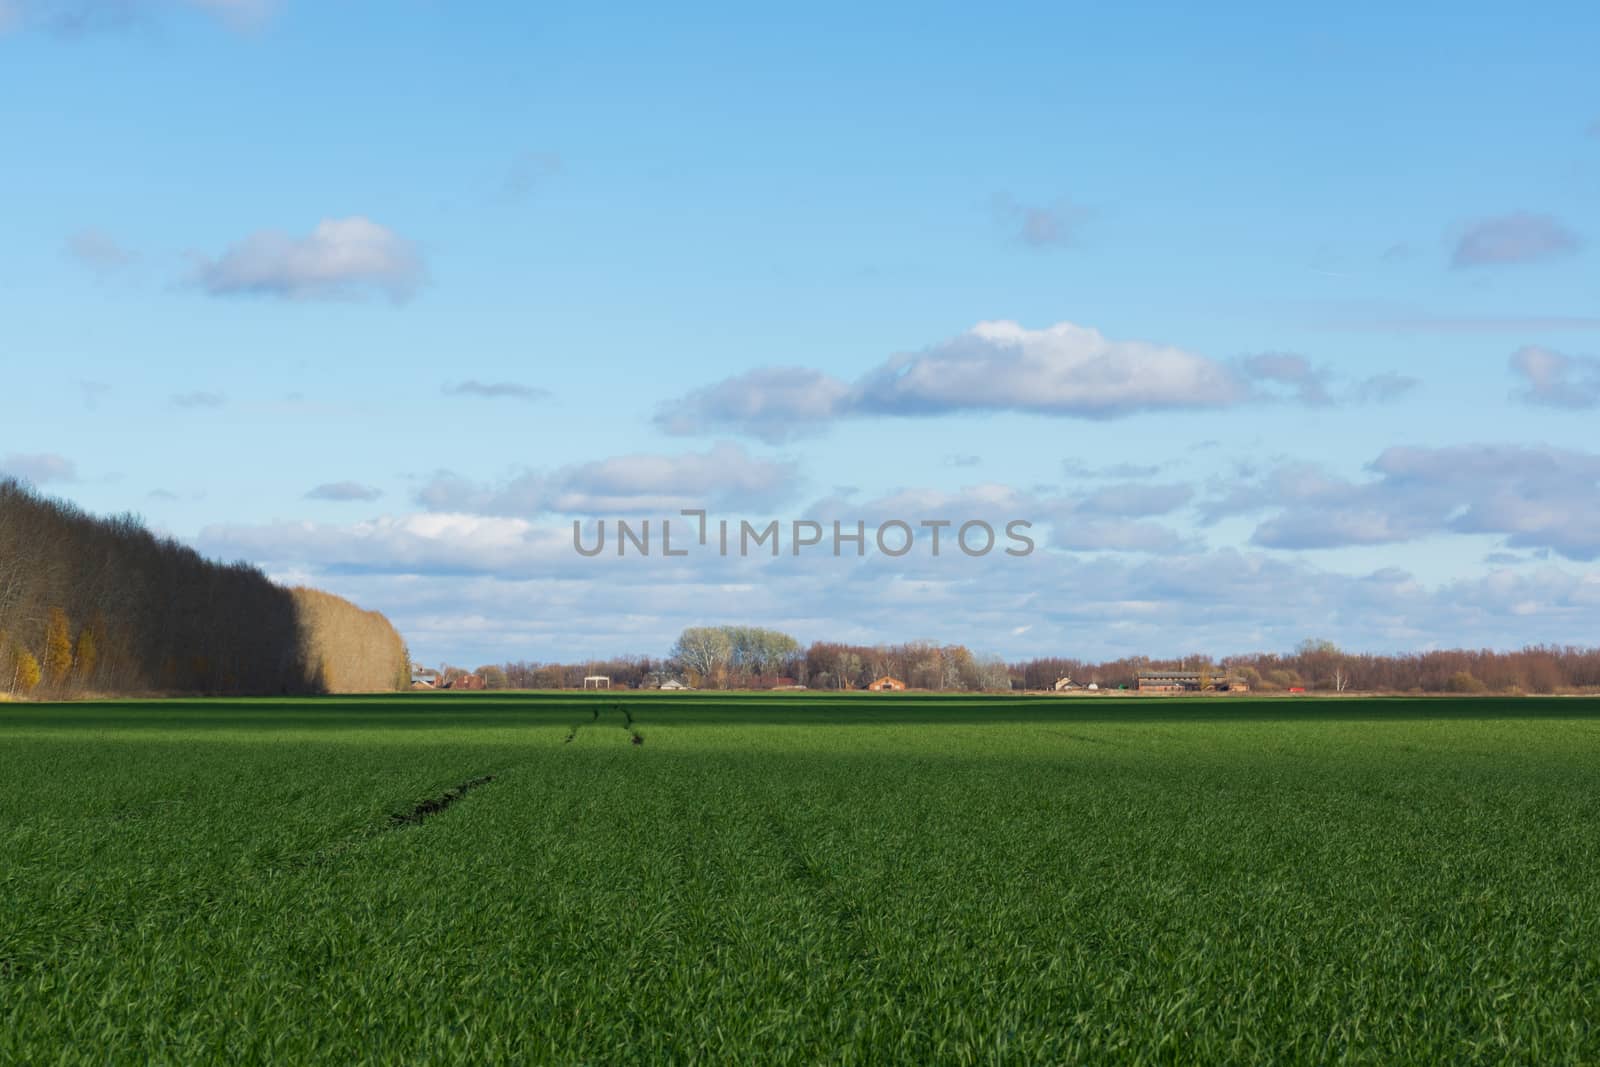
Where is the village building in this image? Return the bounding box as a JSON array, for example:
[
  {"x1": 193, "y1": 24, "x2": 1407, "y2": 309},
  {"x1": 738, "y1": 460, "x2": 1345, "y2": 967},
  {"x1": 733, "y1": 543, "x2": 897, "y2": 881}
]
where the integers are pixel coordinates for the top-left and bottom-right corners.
[
  {"x1": 867, "y1": 676, "x2": 907, "y2": 691},
  {"x1": 1136, "y1": 670, "x2": 1249, "y2": 693}
]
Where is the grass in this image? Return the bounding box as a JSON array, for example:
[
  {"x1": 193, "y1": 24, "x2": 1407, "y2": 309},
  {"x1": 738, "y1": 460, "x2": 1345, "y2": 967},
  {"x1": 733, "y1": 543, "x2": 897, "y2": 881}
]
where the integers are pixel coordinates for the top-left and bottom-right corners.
[{"x1": 3, "y1": 693, "x2": 1599, "y2": 1064}]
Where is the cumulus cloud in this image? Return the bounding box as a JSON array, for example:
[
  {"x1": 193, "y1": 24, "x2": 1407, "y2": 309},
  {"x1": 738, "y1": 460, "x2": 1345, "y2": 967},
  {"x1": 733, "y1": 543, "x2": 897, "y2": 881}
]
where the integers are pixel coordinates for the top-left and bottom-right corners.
[
  {"x1": 415, "y1": 443, "x2": 798, "y2": 517},
  {"x1": 65, "y1": 228, "x2": 136, "y2": 275},
  {"x1": 859, "y1": 321, "x2": 1246, "y2": 417},
  {"x1": 193, "y1": 217, "x2": 424, "y2": 302},
  {"x1": 659, "y1": 321, "x2": 1402, "y2": 440},
  {"x1": 1205, "y1": 444, "x2": 1600, "y2": 561},
  {"x1": 170, "y1": 390, "x2": 225, "y2": 408},
  {"x1": 442, "y1": 381, "x2": 550, "y2": 402},
  {"x1": 656, "y1": 367, "x2": 853, "y2": 443},
  {"x1": 0, "y1": 452, "x2": 77, "y2": 484},
  {"x1": 306, "y1": 481, "x2": 383, "y2": 502},
  {"x1": 200, "y1": 513, "x2": 570, "y2": 579},
  {"x1": 1510, "y1": 345, "x2": 1600, "y2": 409},
  {"x1": 1451, "y1": 213, "x2": 1581, "y2": 268}
]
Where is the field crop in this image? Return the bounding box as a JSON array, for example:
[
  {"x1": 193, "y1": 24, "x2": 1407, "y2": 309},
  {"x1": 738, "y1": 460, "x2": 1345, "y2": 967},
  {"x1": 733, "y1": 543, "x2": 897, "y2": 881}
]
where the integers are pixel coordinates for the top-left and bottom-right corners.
[{"x1": 3, "y1": 694, "x2": 1600, "y2": 1064}]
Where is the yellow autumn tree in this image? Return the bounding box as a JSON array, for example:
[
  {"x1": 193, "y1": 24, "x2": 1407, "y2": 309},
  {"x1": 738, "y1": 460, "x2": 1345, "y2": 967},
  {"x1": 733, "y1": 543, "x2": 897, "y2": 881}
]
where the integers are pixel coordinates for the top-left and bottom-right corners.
[
  {"x1": 14, "y1": 646, "x2": 41, "y2": 694},
  {"x1": 43, "y1": 608, "x2": 73, "y2": 687}
]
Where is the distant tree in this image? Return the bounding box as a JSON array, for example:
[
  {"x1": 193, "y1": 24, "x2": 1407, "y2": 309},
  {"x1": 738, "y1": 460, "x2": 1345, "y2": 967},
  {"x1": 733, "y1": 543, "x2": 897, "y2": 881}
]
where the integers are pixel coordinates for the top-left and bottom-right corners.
[
  {"x1": 43, "y1": 608, "x2": 73, "y2": 687},
  {"x1": 13, "y1": 646, "x2": 41, "y2": 694},
  {"x1": 74, "y1": 628, "x2": 98, "y2": 685},
  {"x1": 671, "y1": 627, "x2": 734, "y2": 687},
  {"x1": 476, "y1": 665, "x2": 509, "y2": 690},
  {"x1": 1446, "y1": 670, "x2": 1487, "y2": 694}
]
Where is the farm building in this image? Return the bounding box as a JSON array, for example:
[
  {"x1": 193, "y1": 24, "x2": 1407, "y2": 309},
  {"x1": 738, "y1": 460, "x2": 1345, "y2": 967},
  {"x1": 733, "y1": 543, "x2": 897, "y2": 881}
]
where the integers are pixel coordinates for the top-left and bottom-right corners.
[
  {"x1": 659, "y1": 679, "x2": 691, "y2": 690},
  {"x1": 1054, "y1": 677, "x2": 1076, "y2": 691},
  {"x1": 867, "y1": 676, "x2": 907, "y2": 691},
  {"x1": 410, "y1": 667, "x2": 442, "y2": 689},
  {"x1": 1136, "y1": 670, "x2": 1249, "y2": 693}
]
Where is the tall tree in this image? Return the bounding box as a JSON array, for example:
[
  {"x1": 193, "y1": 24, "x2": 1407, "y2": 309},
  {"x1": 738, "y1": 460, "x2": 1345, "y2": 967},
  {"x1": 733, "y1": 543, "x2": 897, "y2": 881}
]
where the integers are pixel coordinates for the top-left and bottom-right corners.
[{"x1": 43, "y1": 608, "x2": 73, "y2": 687}]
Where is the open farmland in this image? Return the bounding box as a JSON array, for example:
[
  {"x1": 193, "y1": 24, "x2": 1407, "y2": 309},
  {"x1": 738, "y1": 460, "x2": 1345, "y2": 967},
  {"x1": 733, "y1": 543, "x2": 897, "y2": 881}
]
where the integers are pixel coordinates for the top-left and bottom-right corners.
[{"x1": 3, "y1": 694, "x2": 1599, "y2": 1064}]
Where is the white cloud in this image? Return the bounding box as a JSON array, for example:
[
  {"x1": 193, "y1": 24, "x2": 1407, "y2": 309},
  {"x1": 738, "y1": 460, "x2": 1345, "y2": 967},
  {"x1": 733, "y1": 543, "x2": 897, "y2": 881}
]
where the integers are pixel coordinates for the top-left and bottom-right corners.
[
  {"x1": 1452, "y1": 213, "x2": 1581, "y2": 268},
  {"x1": 194, "y1": 509, "x2": 1600, "y2": 666},
  {"x1": 657, "y1": 367, "x2": 852, "y2": 443},
  {"x1": 415, "y1": 443, "x2": 799, "y2": 517},
  {"x1": 306, "y1": 481, "x2": 383, "y2": 502},
  {"x1": 1510, "y1": 345, "x2": 1600, "y2": 409},
  {"x1": 65, "y1": 228, "x2": 136, "y2": 275},
  {"x1": 992, "y1": 194, "x2": 1085, "y2": 248},
  {"x1": 194, "y1": 217, "x2": 424, "y2": 302},
  {"x1": 859, "y1": 321, "x2": 1245, "y2": 417},
  {"x1": 442, "y1": 381, "x2": 550, "y2": 403},
  {"x1": 1205, "y1": 444, "x2": 1600, "y2": 561},
  {"x1": 0, "y1": 452, "x2": 77, "y2": 484},
  {"x1": 200, "y1": 513, "x2": 572, "y2": 578},
  {"x1": 659, "y1": 321, "x2": 1401, "y2": 440}
]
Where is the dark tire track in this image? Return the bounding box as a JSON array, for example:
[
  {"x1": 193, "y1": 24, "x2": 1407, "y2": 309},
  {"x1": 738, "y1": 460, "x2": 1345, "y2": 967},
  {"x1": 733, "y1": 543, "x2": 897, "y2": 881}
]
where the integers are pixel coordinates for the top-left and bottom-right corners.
[{"x1": 388, "y1": 775, "x2": 496, "y2": 828}]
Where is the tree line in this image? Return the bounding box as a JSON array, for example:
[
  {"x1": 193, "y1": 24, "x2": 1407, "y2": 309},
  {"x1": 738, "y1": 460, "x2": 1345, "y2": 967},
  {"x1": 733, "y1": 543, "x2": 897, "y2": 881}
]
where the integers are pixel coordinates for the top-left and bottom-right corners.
[
  {"x1": 444, "y1": 633, "x2": 1600, "y2": 695},
  {"x1": 1, "y1": 479, "x2": 408, "y2": 697}
]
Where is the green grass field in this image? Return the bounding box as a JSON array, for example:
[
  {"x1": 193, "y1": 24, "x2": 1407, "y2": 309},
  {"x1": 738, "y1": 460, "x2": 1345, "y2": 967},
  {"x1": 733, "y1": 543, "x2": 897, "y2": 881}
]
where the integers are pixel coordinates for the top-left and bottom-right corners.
[{"x1": 4, "y1": 694, "x2": 1599, "y2": 1064}]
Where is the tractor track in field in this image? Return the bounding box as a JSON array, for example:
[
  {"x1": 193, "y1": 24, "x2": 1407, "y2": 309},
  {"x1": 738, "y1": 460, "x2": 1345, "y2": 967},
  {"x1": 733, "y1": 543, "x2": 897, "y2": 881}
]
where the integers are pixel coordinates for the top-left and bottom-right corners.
[
  {"x1": 388, "y1": 774, "x2": 497, "y2": 828},
  {"x1": 562, "y1": 703, "x2": 644, "y2": 747}
]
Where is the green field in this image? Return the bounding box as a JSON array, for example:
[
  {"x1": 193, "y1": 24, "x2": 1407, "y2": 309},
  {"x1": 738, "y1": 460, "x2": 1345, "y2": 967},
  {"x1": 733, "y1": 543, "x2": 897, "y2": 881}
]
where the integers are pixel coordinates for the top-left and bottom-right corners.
[{"x1": 4, "y1": 694, "x2": 1599, "y2": 1064}]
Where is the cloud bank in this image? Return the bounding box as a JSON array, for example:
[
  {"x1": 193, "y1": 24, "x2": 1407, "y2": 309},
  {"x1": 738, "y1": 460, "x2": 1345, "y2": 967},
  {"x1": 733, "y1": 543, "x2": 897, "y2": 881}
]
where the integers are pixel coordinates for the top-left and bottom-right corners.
[
  {"x1": 660, "y1": 321, "x2": 1419, "y2": 442},
  {"x1": 1206, "y1": 444, "x2": 1600, "y2": 561}
]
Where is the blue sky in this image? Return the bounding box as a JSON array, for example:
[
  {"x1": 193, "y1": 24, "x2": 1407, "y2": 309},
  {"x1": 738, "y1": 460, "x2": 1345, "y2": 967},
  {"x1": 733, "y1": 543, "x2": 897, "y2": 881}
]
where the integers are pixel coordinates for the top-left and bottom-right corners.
[{"x1": 3, "y1": 1, "x2": 1598, "y2": 667}]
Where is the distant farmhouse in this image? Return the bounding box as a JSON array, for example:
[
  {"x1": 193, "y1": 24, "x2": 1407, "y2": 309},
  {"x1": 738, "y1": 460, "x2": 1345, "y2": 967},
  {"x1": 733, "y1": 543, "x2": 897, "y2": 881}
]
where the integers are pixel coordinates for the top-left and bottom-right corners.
[
  {"x1": 409, "y1": 666, "x2": 485, "y2": 691},
  {"x1": 1136, "y1": 669, "x2": 1249, "y2": 693},
  {"x1": 867, "y1": 676, "x2": 907, "y2": 691}
]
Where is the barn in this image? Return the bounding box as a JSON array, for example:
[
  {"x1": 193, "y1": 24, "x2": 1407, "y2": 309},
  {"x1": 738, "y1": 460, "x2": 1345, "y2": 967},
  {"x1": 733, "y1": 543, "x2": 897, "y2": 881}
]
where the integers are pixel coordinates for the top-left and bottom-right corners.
[{"x1": 867, "y1": 676, "x2": 907, "y2": 691}]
